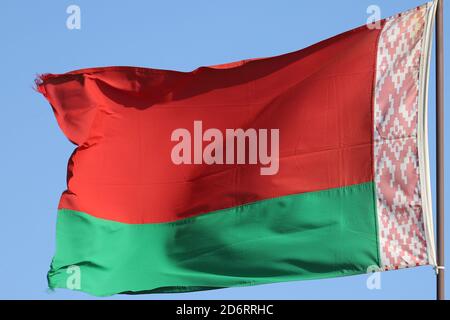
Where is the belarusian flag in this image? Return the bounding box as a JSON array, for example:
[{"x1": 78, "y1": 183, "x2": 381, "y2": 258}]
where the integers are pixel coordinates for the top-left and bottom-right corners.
[{"x1": 37, "y1": 2, "x2": 437, "y2": 296}]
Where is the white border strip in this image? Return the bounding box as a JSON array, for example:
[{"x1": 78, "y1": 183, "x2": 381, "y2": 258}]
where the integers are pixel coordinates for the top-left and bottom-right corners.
[{"x1": 418, "y1": 0, "x2": 438, "y2": 268}]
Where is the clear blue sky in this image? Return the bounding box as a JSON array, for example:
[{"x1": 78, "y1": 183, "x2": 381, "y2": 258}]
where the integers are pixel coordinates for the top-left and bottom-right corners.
[{"x1": 0, "y1": 0, "x2": 448, "y2": 300}]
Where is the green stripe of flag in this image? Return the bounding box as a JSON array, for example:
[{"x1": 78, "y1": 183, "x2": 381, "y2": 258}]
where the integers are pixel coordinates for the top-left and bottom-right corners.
[{"x1": 49, "y1": 182, "x2": 379, "y2": 296}]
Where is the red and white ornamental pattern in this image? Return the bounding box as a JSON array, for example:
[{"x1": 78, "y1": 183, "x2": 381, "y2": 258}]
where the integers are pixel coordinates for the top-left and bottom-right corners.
[{"x1": 374, "y1": 3, "x2": 434, "y2": 270}]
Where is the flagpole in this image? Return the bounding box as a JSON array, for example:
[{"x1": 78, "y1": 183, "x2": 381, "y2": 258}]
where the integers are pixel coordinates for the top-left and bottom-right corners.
[{"x1": 436, "y1": 0, "x2": 445, "y2": 301}]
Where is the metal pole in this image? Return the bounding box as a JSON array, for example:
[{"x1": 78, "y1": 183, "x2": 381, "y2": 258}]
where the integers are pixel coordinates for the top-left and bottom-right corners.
[{"x1": 436, "y1": 0, "x2": 445, "y2": 301}]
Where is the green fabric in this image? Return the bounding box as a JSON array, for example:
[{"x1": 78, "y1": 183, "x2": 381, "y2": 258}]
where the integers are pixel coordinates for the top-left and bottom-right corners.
[{"x1": 48, "y1": 182, "x2": 380, "y2": 296}]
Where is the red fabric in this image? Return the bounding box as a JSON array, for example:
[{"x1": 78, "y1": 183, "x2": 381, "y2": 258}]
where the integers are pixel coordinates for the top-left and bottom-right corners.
[{"x1": 38, "y1": 24, "x2": 383, "y2": 224}]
